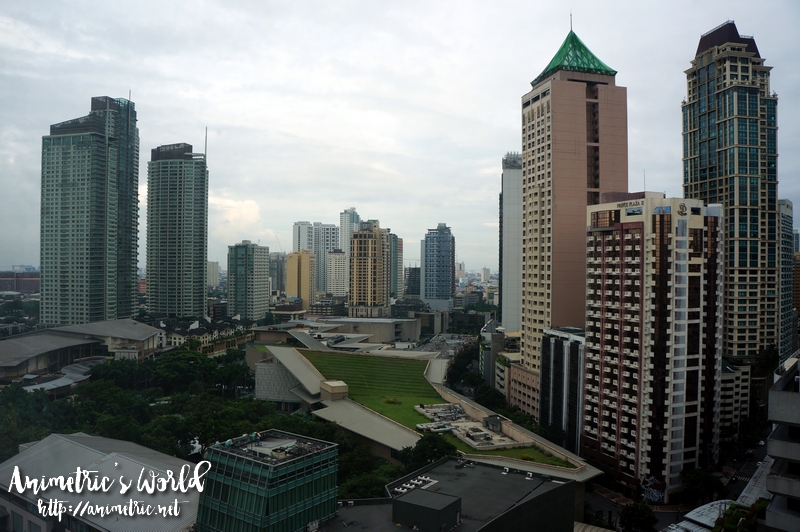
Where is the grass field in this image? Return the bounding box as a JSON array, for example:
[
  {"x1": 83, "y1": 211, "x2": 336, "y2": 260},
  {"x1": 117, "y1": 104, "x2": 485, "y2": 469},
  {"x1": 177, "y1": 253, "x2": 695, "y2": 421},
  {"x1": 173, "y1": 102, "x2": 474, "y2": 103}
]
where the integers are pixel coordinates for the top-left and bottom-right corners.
[
  {"x1": 302, "y1": 351, "x2": 441, "y2": 429},
  {"x1": 300, "y1": 350, "x2": 575, "y2": 468}
]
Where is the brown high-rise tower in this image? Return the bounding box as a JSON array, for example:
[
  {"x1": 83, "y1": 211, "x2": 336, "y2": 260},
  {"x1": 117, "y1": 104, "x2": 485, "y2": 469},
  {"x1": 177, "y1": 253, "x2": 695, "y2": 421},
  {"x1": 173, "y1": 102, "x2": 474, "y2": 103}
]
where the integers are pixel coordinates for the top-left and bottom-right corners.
[{"x1": 511, "y1": 31, "x2": 628, "y2": 418}]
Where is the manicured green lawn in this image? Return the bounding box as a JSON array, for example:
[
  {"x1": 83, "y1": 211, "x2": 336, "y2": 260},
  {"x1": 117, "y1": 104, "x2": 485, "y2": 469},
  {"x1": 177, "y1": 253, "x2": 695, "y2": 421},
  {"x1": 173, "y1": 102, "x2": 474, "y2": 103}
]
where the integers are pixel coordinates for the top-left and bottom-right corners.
[
  {"x1": 302, "y1": 351, "x2": 441, "y2": 428},
  {"x1": 299, "y1": 350, "x2": 575, "y2": 469}
]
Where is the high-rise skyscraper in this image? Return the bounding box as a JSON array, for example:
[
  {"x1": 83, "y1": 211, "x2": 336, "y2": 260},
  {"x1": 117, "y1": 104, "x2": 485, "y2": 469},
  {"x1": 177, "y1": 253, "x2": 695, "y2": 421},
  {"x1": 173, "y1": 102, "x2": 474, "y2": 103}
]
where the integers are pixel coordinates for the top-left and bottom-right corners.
[
  {"x1": 682, "y1": 22, "x2": 779, "y2": 361},
  {"x1": 390, "y1": 234, "x2": 404, "y2": 299},
  {"x1": 327, "y1": 249, "x2": 347, "y2": 297},
  {"x1": 583, "y1": 193, "x2": 723, "y2": 502},
  {"x1": 40, "y1": 96, "x2": 139, "y2": 326},
  {"x1": 349, "y1": 220, "x2": 390, "y2": 317},
  {"x1": 339, "y1": 207, "x2": 361, "y2": 293},
  {"x1": 227, "y1": 240, "x2": 270, "y2": 320},
  {"x1": 292, "y1": 221, "x2": 339, "y2": 293},
  {"x1": 515, "y1": 31, "x2": 628, "y2": 417},
  {"x1": 420, "y1": 223, "x2": 455, "y2": 311},
  {"x1": 207, "y1": 261, "x2": 220, "y2": 288},
  {"x1": 146, "y1": 143, "x2": 208, "y2": 318},
  {"x1": 779, "y1": 200, "x2": 794, "y2": 361},
  {"x1": 499, "y1": 152, "x2": 523, "y2": 332},
  {"x1": 269, "y1": 251, "x2": 287, "y2": 293},
  {"x1": 286, "y1": 250, "x2": 316, "y2": 311}
]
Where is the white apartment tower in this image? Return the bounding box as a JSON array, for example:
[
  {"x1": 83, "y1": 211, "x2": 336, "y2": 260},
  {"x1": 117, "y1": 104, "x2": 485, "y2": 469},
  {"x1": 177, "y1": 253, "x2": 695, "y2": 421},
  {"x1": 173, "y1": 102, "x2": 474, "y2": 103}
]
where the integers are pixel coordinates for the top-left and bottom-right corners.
[
  {"x1": 327, "y1": 249, "x2": 347, "y2": 297},
  {"x1": 583, "y1": 193, "x2": 723, "y2": 502},
  {"x1": 500, "y1": 152, "x2": 523, "y2": 332}
]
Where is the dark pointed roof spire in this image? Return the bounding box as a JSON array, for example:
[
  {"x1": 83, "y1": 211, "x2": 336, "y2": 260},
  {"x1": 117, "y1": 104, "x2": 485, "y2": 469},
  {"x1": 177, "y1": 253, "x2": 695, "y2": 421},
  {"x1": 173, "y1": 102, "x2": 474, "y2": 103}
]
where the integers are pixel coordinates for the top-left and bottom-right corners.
[{"x1": 531, "y1": 30, "x2": 617, "y2": 87}]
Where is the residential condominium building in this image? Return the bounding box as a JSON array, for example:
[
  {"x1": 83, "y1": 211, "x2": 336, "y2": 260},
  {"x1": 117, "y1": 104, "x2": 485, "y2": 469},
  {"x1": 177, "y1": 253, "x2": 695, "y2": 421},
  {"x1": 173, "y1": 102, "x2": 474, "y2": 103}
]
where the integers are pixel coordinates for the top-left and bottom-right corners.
[
  {"x1": 286, "y1": 249, "x2": 316, "y2": 311},
  {"x1": 227, "y1": 240, "x2": 270, "y2": 320},
  {"x1": 515, "y1": 31, "x2": 628, "y2": 418},
  {"x1": 207, "y1": 261, "x2": 220, "y2": 287},
  {"x1": 349, "y1": 220, "x2": 390, "y2": 317},
  {"x1": 293, "y1": 221, "x2": 339, "y2": 293},
  {"x1": 539, "y1": 327, "x2": 585, "y2": 455},
  {"x1": 40, "y1": 96, "x2": 139, "y2": 326},
  {"x1": 270, "y1": 251, "x2": 287, "y2": 293},
  {"x1": 146, "y1": 143, "x2": 208, "y2": 318},
  {"x1": 779, "y1": 200, "x2": 794, "y2": 361},
  {"x1": 420, "y1": 223, "x2": 455, "y2": 311},
  {"x1": 682, "y1": 21, "x2": 781, "y2": 362},
  {"x1": 327, "y1": 249, "x2": 347, "y2": 297},
  {"x1": 196, "y1": 430, "x2": 338, "y2": 532},
  {"x1": 582, "y1": 193, "x2": 723, "y2": 503},
  {"x1": 339, "y1": 207, "x2": 361, "y2": 291},
  {"x1": 391, "y1": 234, "x2": 404, "y2": 298},
  {"x1": 499, "y1": 152, "x2": 523, "y2": 332}
]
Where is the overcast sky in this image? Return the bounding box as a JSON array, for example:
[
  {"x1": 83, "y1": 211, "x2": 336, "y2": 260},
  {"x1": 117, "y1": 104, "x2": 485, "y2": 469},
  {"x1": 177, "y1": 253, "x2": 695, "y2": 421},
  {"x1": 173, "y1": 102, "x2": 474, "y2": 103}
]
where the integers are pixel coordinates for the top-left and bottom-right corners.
[{"x1": 1, "y1": 0, "x2": 799, "y2": 273}]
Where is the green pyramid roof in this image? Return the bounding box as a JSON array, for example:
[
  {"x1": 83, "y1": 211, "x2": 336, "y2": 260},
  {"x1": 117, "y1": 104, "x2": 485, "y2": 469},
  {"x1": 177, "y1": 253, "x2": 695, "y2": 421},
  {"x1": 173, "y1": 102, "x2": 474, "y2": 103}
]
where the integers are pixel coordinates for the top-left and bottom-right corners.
[{"x1": 531, "y1": 30, "x2": 617, "y2": 87}]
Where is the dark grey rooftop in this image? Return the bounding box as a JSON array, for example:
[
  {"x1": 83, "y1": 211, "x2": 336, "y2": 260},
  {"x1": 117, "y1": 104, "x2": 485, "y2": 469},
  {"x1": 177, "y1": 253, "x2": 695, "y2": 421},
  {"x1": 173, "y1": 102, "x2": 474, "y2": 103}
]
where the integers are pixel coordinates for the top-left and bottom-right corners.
[
  {"x1": 54, "y1": 318, "x2": 162, "y2": 341},
  {"x1": 0, "y1": 332, "x2": 100, "y2": 367},
  {"x1": 696, "y1": 21, "x2": 760, "y2": 58}
]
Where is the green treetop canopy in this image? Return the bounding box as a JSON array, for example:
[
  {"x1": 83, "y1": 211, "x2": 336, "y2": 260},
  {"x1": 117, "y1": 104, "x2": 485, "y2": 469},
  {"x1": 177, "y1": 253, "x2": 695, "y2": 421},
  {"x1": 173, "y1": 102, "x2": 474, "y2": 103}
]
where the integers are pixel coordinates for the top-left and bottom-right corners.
[{"x1": 531, "y1": 30, "x2": 617, "y2": 87}]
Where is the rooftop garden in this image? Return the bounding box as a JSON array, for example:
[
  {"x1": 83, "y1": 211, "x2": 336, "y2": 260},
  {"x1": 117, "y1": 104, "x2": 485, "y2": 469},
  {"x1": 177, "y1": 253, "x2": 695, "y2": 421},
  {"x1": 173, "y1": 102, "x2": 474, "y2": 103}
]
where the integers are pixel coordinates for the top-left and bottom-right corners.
[{"x1": 300, "y1": 350, "x2": 574, "y2": 468}]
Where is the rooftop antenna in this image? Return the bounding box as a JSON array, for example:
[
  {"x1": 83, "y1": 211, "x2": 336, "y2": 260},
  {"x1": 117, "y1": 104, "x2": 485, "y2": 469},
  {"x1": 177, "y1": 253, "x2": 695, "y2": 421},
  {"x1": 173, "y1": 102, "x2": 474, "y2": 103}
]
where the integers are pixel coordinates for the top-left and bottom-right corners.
[
  {"x1": 570, "y1": 10, "x2": 573, "y2": 31},
  {"x1": 204, "y1": 127, "x2": 208, "y2": 157},
  {"x1": 128, "y1": 89, "x2": 131, "y2": 101},
  {"x1": 643, "y1": 169, "x2": 646, "y2": 191}
]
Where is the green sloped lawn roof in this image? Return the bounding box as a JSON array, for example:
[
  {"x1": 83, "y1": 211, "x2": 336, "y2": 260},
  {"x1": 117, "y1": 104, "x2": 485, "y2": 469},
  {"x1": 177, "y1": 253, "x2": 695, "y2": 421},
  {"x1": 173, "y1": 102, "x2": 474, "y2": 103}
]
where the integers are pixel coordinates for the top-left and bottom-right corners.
[{"x1": 531, "y1": 30, "x2": 617, "y2": 87}]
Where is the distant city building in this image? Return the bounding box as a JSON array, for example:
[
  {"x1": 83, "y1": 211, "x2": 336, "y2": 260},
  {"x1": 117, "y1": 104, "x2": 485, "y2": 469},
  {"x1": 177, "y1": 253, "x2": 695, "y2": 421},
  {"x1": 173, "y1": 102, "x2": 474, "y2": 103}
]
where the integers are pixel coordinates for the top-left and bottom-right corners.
[
  {"x1": 207, "y1": 261, "x2": 220, "y2": 287},
  {"x1": 0, "y1": 272, "x2": 40, "y2": 294},
  {"x1": 683, "y1": 21, "x2": 779, "y2": 361},
  {"x1": 269, "y1": 251, "x2": 287, "y2": 293},
  {"x1": 41, "y1": 96, "x2": 139, "y2": 326},
  {"x1": 404, "y1": 267, "x2": 421, "y2": 297},
  {"x1": 582, "y1": 194, "x2": 723, "y2": 503},
  {"x1": 286, "y1": 250, "x2": 316, "y2": 311},
  {"x1": 454, "y1": 264, "x2": 466, "y2": 279},
  {"x1": 293, "y1": 221, "x2": 339, "y2": 293},
  {"x1": 779, "y1": 200, "x2": 794, "y2": 361},
  {"x1": 146, "y1": 143, "x2": 208, "y2": 319},
  {"x1": 327, "y1": 249, "x2": 347, "y2": 297},
  {"x1": 420, "y1": 223, "x2": 455, "y2": 311},
  {"x1": 539, "y1": 327, "x2": 585, "y2": 455},
  {"x1": 499, "y1": 152, "x2": 522, "y2": 332},
  {"x1": 138, "y1": 278, "x2": 146, "y2": 295},
  {"x1": 349, "y1": 220, "x2": 390, "y2": 317},
  {"x1": 480, "y1": 268, "x2": 490, "y2": 283},
  {"x1": 518, "y1": 31, "x2": 628, "y2": 418},
  {"x1": 339, "y1": 207, "x2": 361, "y2": 291},
  {"x1": 794, "y1": 229, "x2": 800, "y2": 253},
  {"x1": 11, "y1": 265, "x2": 37, "y2": 273},
  {"x1": 227, "y1": 240, "x2": 270, "y2": 320},
  {"x1": 196, "y1": 430, "x2": 338, "y2": 532},
  {"x1": 391, "y1": 234, "x2": 404, "y2": 298}
]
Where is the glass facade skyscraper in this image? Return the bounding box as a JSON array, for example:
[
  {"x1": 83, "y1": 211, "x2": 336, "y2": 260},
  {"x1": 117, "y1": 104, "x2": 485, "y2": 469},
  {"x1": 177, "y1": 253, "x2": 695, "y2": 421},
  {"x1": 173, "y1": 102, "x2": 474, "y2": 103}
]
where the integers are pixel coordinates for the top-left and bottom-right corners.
[
  {"x1": 40, "y1": 96, "x2": 139, "y2": 325},
  {"x1": 682, "y1": 22, "x2": 780, "y2": 360}
]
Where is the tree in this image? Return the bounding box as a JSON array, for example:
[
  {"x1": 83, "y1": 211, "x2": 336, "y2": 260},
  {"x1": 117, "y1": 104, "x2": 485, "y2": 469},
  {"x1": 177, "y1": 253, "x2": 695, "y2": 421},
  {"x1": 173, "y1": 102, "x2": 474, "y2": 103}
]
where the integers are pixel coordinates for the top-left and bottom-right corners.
[
  {"x1": 618, "y1": 502, "x2": 658, "y2": 532},
  {"x1": 398, "y1": 434, "x2": 457, "y2": 473},
  {"x1": 680, "y1": 467, "x2": 726, "y2": 504}
]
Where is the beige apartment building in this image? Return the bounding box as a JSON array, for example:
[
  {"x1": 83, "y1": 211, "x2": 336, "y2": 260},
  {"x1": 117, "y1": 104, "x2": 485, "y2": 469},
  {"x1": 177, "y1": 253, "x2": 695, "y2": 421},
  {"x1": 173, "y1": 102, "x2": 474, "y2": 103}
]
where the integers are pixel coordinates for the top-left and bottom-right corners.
[
  {"x1": 349, "y1": 220, "x2": 391, "y2": 317},
  {"x1": 286, "y1": 250, "x2": 316, "y2": 311},
  {"x1": 582, "y1": 193, "x2": 723, "y2": 502},
  {"x1": 512, "y1": 30, "x2": 628, "y2": 418}
]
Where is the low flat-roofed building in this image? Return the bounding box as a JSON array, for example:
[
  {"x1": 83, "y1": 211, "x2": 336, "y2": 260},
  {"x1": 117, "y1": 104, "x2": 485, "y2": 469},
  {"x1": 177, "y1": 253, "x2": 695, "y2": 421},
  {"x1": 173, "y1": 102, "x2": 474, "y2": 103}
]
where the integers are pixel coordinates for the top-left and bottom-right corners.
[
  {"x1": 327, "y1": 457, "x2": 575, "y2": 532},
  {"x1": 0, "y1": 433, "x2": 200, "y2": 532}
]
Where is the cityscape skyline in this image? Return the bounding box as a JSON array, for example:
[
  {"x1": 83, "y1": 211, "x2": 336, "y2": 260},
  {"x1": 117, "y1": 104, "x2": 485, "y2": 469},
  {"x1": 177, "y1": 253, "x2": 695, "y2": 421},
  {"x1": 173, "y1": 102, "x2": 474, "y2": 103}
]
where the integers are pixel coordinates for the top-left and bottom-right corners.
[{"x1": 2, "y1": 3, "x2": 800, "y2": 275}]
